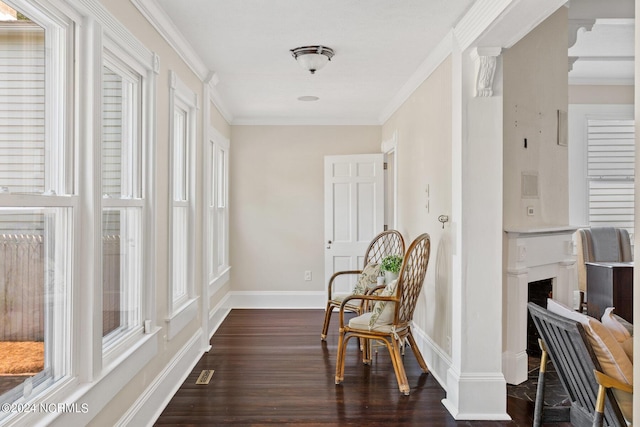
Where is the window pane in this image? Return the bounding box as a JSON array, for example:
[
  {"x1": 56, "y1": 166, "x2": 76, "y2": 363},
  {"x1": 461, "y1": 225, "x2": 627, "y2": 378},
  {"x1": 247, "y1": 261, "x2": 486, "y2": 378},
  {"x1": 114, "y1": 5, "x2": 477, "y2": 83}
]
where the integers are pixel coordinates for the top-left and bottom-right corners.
[
  {"x1": 0, "y1": 5, "x2": 45, "y2": 194},
  {"x1": 173, "y1": 108, "x2": 187, "y2": 201},
  {"x1": 102, "y1": 66, "x2": 123, "y2": 197},
  {"x1": 216, "y1": 148, "x2": 225, "y2": 208},
  {"x1": 172, "y1": 205, "x2": 188, "y2": 303},
  {"x1": 0, "y1": 207, "x2": 71, "y2": 403},
  {"x1": 102, "y1": 207, "x2": 142, "y2": 342},
  {"x1": 102, "y1": 63, "x2": 141, "y2": 199}
]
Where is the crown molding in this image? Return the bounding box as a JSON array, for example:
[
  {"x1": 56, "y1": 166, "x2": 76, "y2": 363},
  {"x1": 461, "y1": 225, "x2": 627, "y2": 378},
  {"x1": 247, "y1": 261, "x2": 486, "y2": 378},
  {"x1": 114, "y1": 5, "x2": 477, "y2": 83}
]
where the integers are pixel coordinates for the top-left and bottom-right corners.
[
  {"x1": 453, "y1": 0, "x2": 512, "y2": 51},
  {"x1": 206, "y1": 73, "x2": 233, "y2": 124},
  {"x1": 130, "y1": 0, "x2": 207, "y2": 78},
  {"x1": 130, "y1": 0, "x2": 234, "y2": 123},
  {"x1": 231, "y1": 117, "x2": 381, "y2": 126},
  {"x1": 378, "y1": 31, "x2": 453, "y2": 125}
]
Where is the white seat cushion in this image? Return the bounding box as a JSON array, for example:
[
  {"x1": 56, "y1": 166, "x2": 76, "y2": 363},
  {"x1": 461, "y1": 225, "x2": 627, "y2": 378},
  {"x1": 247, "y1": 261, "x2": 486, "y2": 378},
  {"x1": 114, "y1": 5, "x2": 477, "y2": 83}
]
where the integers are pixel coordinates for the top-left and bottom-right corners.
[{"x1": 349, "y1": 312, "x2": 394, "y2": 333}]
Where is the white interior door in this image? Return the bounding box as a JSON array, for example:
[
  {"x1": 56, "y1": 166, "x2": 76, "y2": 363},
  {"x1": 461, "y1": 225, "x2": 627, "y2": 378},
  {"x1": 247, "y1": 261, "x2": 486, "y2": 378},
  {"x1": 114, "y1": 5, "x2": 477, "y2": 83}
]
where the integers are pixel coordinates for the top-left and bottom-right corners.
[{"x1": 324, "y1": 154, "x2": 384, "y2": 294}]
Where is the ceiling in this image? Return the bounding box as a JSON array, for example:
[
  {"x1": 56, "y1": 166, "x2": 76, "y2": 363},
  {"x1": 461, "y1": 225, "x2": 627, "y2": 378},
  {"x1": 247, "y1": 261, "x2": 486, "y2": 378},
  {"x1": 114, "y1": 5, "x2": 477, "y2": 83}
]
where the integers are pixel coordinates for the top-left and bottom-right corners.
[
  {"x1": 149, "y1": 0, "x2": 634, "y2": 125},
  {"x1": 152, "y1": 0, "x2": 475, "y2": 125}
]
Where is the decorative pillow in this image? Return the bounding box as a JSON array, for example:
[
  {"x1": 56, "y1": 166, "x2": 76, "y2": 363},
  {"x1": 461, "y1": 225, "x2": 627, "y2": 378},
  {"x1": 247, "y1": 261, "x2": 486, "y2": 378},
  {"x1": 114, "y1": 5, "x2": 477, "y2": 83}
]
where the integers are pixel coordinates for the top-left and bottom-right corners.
[
  {"x1": 546, "y1": 298, "x2": 589, "y2": 323},
  {"x1": 613, "y1": 313, "x2": 634, "y2": 337},
  {"x1": 352, "y1": 263, "x2": 380, "y2": 295},
  {"x1": 368, "y1": 279, "x2": 397, "y2": 329},
  {"x1": 601, "y1": 307, "x2": 631, "y2": 343},
  {"x1": 585, "y1": 319, "x2": 633, "y2": 423},
  {"x1": 621, "y1": 336, "x2": 633, "y2": 363}
]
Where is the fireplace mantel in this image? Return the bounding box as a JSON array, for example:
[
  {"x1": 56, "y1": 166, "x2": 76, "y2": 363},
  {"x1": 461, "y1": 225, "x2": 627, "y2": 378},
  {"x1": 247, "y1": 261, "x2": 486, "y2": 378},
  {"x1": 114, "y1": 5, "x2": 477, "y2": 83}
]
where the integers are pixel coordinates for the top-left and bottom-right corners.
[{"x1": 502, "y1": 226, "x2": 578, "y2": 385}]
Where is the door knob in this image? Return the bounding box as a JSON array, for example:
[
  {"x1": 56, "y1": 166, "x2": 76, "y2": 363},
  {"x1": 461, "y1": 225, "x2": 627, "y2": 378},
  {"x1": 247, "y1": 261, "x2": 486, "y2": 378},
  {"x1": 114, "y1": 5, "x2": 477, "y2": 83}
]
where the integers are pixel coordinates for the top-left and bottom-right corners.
[{"x1": 327, "y1": 240, "x2": 332, "y2": 249}]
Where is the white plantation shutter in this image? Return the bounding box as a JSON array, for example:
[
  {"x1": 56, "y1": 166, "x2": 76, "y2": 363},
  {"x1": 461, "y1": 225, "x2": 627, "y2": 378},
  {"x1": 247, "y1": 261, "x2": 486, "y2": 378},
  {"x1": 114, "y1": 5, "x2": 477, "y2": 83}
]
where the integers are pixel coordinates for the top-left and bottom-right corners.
[{"x1": 587, "y1": 119, "x2": 635, "y2": 235}]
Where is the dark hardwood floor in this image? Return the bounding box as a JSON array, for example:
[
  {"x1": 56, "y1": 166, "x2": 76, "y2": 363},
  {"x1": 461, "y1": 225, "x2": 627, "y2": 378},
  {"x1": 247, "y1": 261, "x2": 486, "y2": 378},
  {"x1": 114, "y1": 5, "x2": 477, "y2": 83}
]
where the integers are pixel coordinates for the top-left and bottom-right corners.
[{"x1": 155, "y1": 309, "x2": 561, "y2": 426}]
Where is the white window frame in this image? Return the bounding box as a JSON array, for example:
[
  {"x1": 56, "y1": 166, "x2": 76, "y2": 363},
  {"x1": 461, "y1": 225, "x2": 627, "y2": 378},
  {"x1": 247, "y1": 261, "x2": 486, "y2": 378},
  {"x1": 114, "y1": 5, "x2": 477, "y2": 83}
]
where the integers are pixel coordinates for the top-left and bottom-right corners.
[
  {"x1": 206, "y1": 126, "x2": 230, "y2": 297},
  {"x1": 166, "y1": 70, "x2": 198, "y2": 340},
  {"x1": 0, "y1": 0, "x2": 74, "y2": 420},
  {"x1": 99, "y1": 28, "x2": 154, "y2": 366},
  {"x1": 568, "y1": 104, "x2": 634, "y2": 232}
]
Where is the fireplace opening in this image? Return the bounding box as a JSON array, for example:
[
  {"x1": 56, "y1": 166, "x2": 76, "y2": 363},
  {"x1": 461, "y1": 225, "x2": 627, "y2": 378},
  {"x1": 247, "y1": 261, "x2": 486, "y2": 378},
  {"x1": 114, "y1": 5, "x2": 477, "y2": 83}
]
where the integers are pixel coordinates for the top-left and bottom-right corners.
[{"x1": 527, "y1": 278, "x2": 553, "y2": 357}]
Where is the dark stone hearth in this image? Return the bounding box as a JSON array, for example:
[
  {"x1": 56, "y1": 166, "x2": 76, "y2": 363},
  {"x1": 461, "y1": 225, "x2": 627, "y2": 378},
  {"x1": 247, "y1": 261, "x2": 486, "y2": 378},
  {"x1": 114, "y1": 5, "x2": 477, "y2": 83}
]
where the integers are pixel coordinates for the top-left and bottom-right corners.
[{"x1": 506, "y1": 356, "x2": 569, "y2": 407}]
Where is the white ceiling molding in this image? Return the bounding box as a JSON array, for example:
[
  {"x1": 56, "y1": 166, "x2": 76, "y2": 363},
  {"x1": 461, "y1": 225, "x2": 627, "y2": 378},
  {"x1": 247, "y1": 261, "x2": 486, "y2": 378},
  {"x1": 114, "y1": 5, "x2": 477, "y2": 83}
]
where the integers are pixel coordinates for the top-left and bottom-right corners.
[
  {"x1": 568, "y1": 19, "x2": 634, "y2": 85},
  {"x1": 568, "y1": 19, "x2": 596, "y2": 48},
  {"x1": 453, "y1": 0, "x2": 513, "y2": 51},
  {"x1": 130, "y1": 0, "x2": 233, "y2": 122},
  {"x1": 378, "y1": 31, "x2": 453, "y2": 125},
  {"x1": 231, "y1": 117, "x2": 380, "y2": 126},
  {"x1": 468, "y1": 0, "x2": 569, "y2": 50},
  {"x1": 207, "y1": 73, "x2": 233, "y2": 123}
]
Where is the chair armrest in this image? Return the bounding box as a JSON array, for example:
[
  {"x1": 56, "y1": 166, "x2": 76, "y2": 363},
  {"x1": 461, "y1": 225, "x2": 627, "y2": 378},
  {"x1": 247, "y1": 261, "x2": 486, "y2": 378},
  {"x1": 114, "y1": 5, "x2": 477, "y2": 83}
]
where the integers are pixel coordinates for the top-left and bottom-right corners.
[
  {"x1": 593, "y1": 370, "x2": 633, "y2": 394},
  {"x1": 365, "y1": 284, "x2": 386, "y2": 295},
  {"x1": 338, "y1": 293, "x2": 399, "y2": 327},
  {"x1": 327, "y1": 270, "x2": 362, "y2": 299},
  {"x1": 593, "y1": 369, "x2": 633, "y2": 423}
]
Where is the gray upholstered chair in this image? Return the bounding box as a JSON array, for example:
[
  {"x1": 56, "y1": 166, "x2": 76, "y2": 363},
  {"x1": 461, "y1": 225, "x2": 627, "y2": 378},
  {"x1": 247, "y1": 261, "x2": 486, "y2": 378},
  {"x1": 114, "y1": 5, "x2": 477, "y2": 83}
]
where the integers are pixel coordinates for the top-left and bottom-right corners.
[{"x1": 575, "y1": 227, "x2": 632, "y2": 311}]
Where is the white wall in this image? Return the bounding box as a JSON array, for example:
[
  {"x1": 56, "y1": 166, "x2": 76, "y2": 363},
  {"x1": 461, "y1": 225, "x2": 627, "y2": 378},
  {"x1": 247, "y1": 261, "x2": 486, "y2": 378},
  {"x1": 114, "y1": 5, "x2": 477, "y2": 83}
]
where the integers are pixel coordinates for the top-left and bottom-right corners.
[
  {"x1": 229, "y1": 125, "x2": 380, "y2": 295},
  {"x1": 381, "y1": 57, "x2": 453, "y2": 358},
  {"x1": 503, "y1": 7, "x2": 570, "y2": 229}
]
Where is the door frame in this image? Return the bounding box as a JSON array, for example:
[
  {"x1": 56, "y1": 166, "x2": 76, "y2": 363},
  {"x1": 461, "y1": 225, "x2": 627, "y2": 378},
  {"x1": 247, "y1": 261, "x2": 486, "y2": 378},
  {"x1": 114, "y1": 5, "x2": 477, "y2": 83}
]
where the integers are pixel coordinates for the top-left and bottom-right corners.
[{"x1": 381, "y1": 130, "x2": 399, "y2": 231}]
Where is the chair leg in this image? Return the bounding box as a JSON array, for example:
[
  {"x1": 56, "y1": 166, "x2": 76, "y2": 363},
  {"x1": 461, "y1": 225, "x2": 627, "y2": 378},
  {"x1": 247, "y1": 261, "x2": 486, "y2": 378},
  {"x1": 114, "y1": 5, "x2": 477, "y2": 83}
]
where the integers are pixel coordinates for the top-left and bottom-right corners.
[
  {"x1": 335, "y1": 329, "x2": 347, "y2": 384},
  {"x1": 389, "y1": 337, "x2": 410, "y2": 395},
  {"x1": 406, "y1": 331, "x2": 428, "y2": 373},
  {"x1": 321, "y1": 303, "x2": 334, "y2": 341},
  {"x1": 362, "y1": 338, "x2": 373, "y2": 365}
]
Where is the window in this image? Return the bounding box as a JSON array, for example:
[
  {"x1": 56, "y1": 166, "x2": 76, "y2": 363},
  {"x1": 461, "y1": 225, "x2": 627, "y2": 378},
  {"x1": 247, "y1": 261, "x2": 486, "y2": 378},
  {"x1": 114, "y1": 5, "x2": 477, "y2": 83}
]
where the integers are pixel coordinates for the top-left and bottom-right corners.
[
  {"x1": 587, "y1": 118, "x2": 635, "y2": 236},
  {"x1": 206, "y1": 127, "x2": 229, "y2": 292},
  {"x1": 0, "y1": 0, "x2": 73, "y2": 412},
  {"x1": 101, "y1": 53, "x2": 144, "y2": 353},
  {"x1": 167, "y1": 71, "x2": 197, "y2": 332}
]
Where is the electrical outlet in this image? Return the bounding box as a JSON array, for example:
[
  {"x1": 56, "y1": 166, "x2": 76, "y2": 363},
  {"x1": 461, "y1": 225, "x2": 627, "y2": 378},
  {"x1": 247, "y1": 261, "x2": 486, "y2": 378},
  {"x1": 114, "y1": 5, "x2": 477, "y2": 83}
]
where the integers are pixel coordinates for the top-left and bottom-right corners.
[
  {"x1": 304, "y1": 270, "x2": 312, "y2": 281},
  {"x1": 527, "y1": 206, "x2": 534, "y2": 216}
]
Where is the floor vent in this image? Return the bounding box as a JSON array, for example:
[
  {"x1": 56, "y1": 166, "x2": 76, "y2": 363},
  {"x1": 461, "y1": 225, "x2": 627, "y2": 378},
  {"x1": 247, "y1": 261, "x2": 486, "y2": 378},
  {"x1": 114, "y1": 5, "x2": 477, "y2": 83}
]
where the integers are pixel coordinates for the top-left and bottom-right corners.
[{"x1": 196, "y1": 370, "x2": 215, "y2": 385}]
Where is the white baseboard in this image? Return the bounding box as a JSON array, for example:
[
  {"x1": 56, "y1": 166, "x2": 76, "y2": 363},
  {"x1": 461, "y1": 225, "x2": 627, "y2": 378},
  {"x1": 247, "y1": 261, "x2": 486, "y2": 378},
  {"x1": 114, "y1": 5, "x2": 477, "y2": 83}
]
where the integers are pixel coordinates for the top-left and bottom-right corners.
[
  {"x1": 208, "y1": 292, "x2": 232, "y2": 340},
  {"x1": 228, "y1": 291, "x2": 325, "y2": 308},
  {"x1": 116, "y1": 330, "x2": 203, "y2": 427},
  {"x1": 410, "y1": 323, "x2": 451, "y2": 390}
]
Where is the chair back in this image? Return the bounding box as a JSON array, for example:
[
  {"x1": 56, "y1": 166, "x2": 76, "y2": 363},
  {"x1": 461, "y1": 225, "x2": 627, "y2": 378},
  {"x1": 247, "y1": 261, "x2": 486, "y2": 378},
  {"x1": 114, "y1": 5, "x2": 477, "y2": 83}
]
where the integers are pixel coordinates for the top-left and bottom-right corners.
[
  {"x1": 394, "y1": 233, "x2": 430, "y2": 327},
  {"x1": 528, "y1": 302, "x2": 626, "y2": 427},
  {"x1": 576, "y1": 227, "x2": 632, "y2": 292},
  {"x1": 363, "y1": 230, "x2": 405, "y2": 267}
]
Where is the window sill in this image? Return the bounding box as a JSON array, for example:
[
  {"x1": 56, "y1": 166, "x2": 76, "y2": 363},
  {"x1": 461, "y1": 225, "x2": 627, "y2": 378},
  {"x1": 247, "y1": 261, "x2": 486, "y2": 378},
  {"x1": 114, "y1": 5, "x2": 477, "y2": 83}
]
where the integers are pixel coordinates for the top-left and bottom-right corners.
[{"x1": 165, "y1": 297, "x2": 198, "y2": 340}]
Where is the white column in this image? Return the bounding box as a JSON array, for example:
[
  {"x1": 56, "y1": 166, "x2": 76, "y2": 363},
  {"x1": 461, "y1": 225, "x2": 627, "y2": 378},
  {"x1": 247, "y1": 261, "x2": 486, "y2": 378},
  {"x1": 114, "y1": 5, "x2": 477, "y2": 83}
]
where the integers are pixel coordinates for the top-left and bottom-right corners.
[{"x1": 442, "y1": 41, "x2": 509, "y2": 420}]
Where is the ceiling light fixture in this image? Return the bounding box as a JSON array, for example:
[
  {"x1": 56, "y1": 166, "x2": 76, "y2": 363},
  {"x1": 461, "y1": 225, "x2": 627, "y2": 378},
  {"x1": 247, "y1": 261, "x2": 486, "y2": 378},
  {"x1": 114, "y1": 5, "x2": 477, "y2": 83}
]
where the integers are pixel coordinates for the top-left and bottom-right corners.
[{"x1": 290, "y1": 45, "x2": 334, "y2": 74}]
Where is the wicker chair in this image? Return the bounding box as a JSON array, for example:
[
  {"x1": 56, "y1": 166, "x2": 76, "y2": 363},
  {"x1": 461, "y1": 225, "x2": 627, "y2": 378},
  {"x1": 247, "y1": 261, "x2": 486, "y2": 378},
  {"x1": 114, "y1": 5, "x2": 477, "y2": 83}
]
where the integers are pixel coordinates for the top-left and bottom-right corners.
[
  {"x1": 334, "y1": 233, "x2": 431, "y2": 395},
  {"x1": 320, "y1": 230, "x2": 405, "y2": 341}
]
